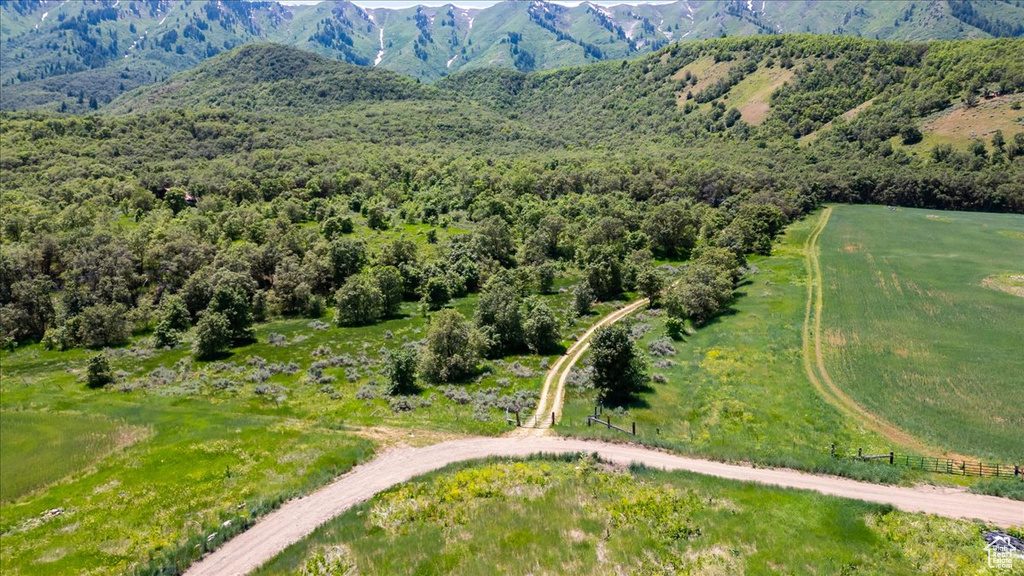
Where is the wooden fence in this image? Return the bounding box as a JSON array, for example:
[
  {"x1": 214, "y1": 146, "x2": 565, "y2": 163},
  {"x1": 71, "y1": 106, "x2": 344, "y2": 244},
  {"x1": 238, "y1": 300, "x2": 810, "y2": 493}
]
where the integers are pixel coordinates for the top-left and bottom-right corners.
[
  {"x1": 836, "y1": 446, "x2": 1021, "y2": 479},
  {"x1": 586, "y1": 414, "x2": 636, "y2": 436}
]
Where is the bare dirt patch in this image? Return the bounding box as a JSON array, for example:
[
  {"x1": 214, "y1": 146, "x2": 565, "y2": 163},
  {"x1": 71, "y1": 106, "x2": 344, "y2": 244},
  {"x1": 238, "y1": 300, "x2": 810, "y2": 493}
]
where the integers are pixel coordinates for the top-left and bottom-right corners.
[
  {"x1": 922, "y1": 93, "x2": 1024, "y2": 145},
  {"x1": 348, "y1": 426, "x2": 470, "y2": 449},
  {"x1": 982, "y1": 274, "x2": 1024, "y2": 298},
  {"x1": 731, "y1": 66, "x2": 795, "y2": 125}
]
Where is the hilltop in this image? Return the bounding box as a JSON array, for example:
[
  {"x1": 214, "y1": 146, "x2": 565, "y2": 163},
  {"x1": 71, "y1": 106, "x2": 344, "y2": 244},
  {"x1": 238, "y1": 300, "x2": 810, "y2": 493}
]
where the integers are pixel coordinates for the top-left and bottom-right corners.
[
  {"x1": 3, "y1": 0, "x2": 1024, "y2": 112},
  {"x1": 106, "y1": 43, "x2": 431, "y2": 114}
]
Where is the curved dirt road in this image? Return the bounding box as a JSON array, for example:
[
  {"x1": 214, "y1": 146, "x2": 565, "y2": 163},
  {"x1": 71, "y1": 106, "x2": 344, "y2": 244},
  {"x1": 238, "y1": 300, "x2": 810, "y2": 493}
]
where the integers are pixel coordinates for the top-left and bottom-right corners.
[
  {"x1": 516, "y1": 297, "x2": 650, "y2": 435},
  {"x1": 186, "y1": 435, "x2": 1022, "y2": 575}
]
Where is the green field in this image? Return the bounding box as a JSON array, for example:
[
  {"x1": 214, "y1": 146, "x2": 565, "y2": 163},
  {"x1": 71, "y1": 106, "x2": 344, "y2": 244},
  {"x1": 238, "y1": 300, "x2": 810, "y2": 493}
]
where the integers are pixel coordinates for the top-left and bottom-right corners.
[
  {"x1": 0, "y1": 411, "x2": 131, "y2": 502},
  {"x1": 817, "y1": 205, "x2": 1024, "y2": 462},
  {"x1": 0, "y1": 396, "x2": 371, "y2": 575},
  {"x1": 559, "y1": 215, "x2": 894, "y2": 476},
  {"x1": 0, "y1": 264, "x2": 621, "y2": 574},
  {"x1": 255, "y1": 457, "x2": 1005, "y2": 575}
]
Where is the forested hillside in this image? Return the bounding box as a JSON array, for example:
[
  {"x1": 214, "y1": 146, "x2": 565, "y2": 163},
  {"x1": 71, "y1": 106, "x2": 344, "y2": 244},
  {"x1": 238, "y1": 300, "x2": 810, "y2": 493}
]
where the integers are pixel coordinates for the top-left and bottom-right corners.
[
  {"x1": 3, "y1": 0, "x2": 1024, "y2": 112},
  {"x1": 1, "y1": 36, "x2": 1023, "y2": 351}
]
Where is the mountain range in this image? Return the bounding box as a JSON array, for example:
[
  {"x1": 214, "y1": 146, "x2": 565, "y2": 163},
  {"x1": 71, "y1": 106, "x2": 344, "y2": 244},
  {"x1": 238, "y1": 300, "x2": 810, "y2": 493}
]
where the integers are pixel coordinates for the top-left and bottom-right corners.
[{"x1": 2, "y1": 0, "x2": 1024, "y2": 113}]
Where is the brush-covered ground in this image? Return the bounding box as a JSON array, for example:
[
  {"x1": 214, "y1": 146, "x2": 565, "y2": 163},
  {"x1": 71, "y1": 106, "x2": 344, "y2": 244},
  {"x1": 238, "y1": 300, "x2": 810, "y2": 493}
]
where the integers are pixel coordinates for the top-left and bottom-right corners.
[
  {"x1": 255, "y1": 456, "x2": 1021, "y2": 576},
  {"x1": 0, "y1": 210, "x2": 630, "y2": 575},
  {"x1": 0, "y1": 293, "x2": 616, "y2": 575}
]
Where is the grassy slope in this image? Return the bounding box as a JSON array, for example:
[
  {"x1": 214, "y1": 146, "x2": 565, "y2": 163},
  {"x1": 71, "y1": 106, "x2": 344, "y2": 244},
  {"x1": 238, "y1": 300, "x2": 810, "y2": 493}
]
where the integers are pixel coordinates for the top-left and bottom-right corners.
[
  {"x1": 916, "y1": 93, "x2": 1024, "y2": 148},
  {"x1": 558, "y1": 214, "x2": 893, "y2": 473},
  {"x1": 253, "y1": 457, "x2": 1007, "y2": 575},
  {"x1": 818, "y1": 205, "x2": 1024, "y2": 462}
]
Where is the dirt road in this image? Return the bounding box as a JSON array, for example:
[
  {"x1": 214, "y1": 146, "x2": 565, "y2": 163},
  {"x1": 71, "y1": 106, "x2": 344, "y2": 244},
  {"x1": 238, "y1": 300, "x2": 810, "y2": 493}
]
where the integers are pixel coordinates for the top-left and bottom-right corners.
[
  {"x1": 515, "y1": 297, "x2": 650, "y2": 435},
  {"x1": 185, "y1": 435, "x2": 1023, "y2": 575}
]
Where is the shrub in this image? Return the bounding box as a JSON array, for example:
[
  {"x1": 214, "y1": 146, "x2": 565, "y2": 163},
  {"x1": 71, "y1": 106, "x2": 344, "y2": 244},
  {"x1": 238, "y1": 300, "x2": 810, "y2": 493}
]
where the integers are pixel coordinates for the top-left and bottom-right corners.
[
  {"x1": 572, "y1": 281, "x2": 595, "y2": 316},
  {"x1": 193, "y1": 311, "x2": 232, "y2": 359},
  {"x1": 665, "y1": 316, "x2": 686, "y2": 340},
  {"x1": 648, "y1": 337, "x2": 676, "y2": 357},
  {"x1": 383, "y1": 347, "x2": 418, "y2": 395},
  {"x1": 535, "y1": 262, "x2": 557, "y2": 294},
  {"x1": 75, "y1": 303, "x2": 130, "y2": 348},
  {"x1": 591, "y1": 323, "x2": 648, "y2": 405},
  {"x1": 355, "y1": 384, "x2": 378, "y2": 400},
  {"x1": 421, "y1": 275, "x2": 451, "y2": 311},
  {"x1": 153, "y1": 319, "x2": 180, "y2": 349},
  {"x1": 86, "y1": 354, "x2": 113, "y2": 389},
  {"x1": 334, "y1": 274, "x2": 384, "y2": 326},
  {"x1": 420, "y1": 309, "x2": 486, "y2": 383},
  {"x1": 522, "y1": 297, "x2": 560, "y2": 354}
]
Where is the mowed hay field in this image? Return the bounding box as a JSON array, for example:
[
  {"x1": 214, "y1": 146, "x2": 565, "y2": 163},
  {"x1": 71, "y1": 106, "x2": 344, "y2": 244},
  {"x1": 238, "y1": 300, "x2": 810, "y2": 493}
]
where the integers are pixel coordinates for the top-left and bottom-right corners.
[{"x1": 818, "y1": 205, "x2": 1024, "y2": 462}]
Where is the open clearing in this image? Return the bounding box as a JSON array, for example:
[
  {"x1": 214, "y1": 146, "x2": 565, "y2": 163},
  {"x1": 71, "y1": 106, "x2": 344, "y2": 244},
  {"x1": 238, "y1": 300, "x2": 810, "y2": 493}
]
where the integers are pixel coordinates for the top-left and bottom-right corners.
[
  {"x1": 673, "y1": 55, "x2": 736, "y2": 104},
  {"x1": 801, "y1": 97, "x2": 874, "y2": 143},
  {"x1": 725, "y1": 65, "x2": 795, "y2": 125},
  {"x1": 919, "y1": 93, "x2": 1024, "y2": 147},
  {"x1": 817, "y1": 205, "x2": 1024, "y2": 461}
]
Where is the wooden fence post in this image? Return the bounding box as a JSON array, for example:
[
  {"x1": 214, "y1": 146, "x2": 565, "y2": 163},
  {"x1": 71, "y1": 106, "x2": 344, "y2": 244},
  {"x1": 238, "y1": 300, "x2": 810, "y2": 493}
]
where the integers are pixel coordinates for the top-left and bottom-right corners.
[
  {"x1": 632, "y1": 422, "x2": 636, "y2": 435},
  {"x1": 889, "y1": 451, "x2": 894, "y2": 465},
  {"x1": 516, "y1": 411, "x2": 520, "y2": 427},
  {"x1": 858, "y1": 447, "x2": 862, "y2": 458},
  {"x1": 551, "y1": 412, "x2": 555, "y2": 426}
]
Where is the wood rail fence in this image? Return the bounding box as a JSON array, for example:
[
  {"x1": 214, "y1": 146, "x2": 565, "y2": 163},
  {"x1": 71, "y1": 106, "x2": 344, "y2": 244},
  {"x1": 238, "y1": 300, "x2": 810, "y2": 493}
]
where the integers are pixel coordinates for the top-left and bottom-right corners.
[{"x1": 834, "y1": 445, "x2": 1021, "y2": 479}]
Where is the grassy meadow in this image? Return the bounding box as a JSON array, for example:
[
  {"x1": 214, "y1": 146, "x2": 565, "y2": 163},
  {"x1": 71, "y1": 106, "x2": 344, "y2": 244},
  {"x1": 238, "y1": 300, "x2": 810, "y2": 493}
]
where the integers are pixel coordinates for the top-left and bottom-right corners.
[
  {"x1": 817, "y1": 205, "x2": 1024, "y2": 462},
  {"x1": 0, "y1": 411, "x2": 132, "y2": 502},
  {"x1": 255, "y1": 456, "x2": 1014, "y2": 575},
  {"x1": 0, "y1": 216, "x2": 625, "y2": 575},
  {"x1": 559, "y1": 214, "x2": 896, "y2": 477}
]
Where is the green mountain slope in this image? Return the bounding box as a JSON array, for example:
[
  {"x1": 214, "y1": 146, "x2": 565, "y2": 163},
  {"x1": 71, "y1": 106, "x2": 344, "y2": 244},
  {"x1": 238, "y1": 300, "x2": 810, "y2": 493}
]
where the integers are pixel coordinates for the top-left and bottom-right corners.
[
  {"x1": 3, "y1": 0, "x2": 1024, "y2": 113},
  {"x1": 105, "y1": 43, "x2": 430, "y2": 114}
]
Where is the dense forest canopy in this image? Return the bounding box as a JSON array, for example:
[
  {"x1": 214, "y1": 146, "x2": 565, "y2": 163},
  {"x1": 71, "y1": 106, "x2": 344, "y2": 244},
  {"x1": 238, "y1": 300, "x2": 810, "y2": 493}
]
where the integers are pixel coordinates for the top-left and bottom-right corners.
[{"x1": 1, "y1": 36, "x2": 1022, "y2": 350}]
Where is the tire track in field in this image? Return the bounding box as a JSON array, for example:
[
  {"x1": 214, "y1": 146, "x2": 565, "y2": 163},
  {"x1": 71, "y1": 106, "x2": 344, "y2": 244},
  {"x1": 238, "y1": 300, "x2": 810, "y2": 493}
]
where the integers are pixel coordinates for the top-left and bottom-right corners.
[{"x1": 801, "y1": 208, "x2": 969, "y2": 460}]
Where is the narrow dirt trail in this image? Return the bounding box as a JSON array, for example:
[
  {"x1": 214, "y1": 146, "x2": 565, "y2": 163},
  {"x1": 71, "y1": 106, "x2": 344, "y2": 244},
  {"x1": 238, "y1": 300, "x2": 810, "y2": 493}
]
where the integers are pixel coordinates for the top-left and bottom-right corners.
[
  {"x1": 185, "y1": 436, "x2": 1023, "y2": 576},
  {"x1": 512, "y1": 297, "x2": 650, "y2": 436},
  {"x1": 801, "y1": 208, "x2": 970, "y2": 460}
]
